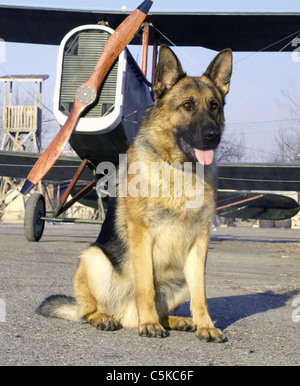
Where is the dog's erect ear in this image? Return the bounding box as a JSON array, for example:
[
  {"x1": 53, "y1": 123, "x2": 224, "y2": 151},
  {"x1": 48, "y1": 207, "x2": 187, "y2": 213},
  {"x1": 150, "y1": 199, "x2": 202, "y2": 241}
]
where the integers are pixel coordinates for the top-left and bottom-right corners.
[
  {"x1": 154, "y1": 45, "x2": 185, "y2": 98},
  {"x1": 205, "y1": 49, "x2": 233, "y2": 97}
]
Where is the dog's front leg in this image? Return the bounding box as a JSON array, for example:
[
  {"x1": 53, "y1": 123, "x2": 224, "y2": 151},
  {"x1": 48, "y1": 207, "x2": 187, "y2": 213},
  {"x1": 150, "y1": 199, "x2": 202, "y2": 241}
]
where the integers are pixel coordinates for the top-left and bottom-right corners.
[
  {"x1": 185, "y1": 230, "x2": 225, "y2": 343},
  {"x1": 128, "y1": 220, "x2": 167, "y2": 338}
]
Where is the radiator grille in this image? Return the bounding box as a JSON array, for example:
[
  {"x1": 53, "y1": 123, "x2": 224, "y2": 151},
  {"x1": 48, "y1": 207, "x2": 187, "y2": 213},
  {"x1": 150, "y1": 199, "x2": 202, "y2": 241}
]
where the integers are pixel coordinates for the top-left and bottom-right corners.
[{"x1": 59, "y1": 29, "x2": 118, "y2": 118}]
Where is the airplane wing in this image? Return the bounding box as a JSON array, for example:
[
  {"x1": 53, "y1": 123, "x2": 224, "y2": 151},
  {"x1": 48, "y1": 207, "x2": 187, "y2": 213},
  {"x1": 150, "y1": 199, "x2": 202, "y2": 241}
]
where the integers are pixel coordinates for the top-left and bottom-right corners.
[
  {"x1": 1, "y1": 150, "x2": 298, "y2": 222},
  {"x1": 0, "y1": 151, "x2": 93, "y2": 182},
  {"x1": 1, "y1": 153, "x2": 298, "y2": 190},
  {"x1": 217, "y1": 164, "x2": 300, "y2": 220},
  {"x1": 0, "y1": 5, "x2": 300, "y2": 51},
  {"x1": 218, "y1": 163, "x2": 300, "y2": 191},
  {"x1": 216, "y1": 191, "x2": 300, "y2": 221}
]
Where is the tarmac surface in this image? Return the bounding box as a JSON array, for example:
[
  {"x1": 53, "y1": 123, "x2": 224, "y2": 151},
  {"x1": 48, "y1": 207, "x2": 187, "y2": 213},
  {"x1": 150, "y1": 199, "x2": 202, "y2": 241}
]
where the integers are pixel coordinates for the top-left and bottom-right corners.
[{"x1": 0, "y1": 222, "x2": 299, "y2": 367}]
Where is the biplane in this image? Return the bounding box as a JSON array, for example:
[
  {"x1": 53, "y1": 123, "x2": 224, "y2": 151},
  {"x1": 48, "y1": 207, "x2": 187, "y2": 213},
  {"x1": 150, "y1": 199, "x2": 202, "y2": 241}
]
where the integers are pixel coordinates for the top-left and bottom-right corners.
[{"x1": 0, "y1": 1, "x2": 299, "y2": 241}]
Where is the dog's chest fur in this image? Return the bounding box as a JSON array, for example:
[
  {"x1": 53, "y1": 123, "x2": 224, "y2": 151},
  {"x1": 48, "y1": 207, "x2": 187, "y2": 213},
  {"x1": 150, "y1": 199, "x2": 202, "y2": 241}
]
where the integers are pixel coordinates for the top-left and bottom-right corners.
[{"x1": 118, "y1": 154, "x2": 216, "y2": 275}]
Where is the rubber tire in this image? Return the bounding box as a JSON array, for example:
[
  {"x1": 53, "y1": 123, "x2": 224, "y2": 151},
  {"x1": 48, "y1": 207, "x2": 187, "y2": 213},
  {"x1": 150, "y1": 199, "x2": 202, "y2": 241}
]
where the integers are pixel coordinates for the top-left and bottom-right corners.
[{"x1": 24, "y1": 193, "x2": 46, "y2": 242}]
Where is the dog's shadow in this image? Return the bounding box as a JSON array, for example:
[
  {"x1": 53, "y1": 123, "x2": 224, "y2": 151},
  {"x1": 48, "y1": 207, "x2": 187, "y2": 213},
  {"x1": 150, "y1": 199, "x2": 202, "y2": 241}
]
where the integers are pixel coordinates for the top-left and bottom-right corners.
[{"x1": 173, "y1": 289, "x2": 299, "y2": 330}]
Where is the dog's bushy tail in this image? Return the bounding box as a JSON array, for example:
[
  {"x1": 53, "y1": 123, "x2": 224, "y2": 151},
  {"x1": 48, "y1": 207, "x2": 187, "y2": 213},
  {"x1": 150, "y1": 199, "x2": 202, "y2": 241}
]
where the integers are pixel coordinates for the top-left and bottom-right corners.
[{"x1": 36, "y1": 295, "x2": 81, "y2": 322}]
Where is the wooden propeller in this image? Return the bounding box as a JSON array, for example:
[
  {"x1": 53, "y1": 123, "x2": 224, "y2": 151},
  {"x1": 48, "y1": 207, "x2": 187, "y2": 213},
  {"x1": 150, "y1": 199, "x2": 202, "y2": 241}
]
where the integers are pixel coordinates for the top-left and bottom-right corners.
[{"x1": 21, "y1": 0, "x2": 153, "y2": 195}]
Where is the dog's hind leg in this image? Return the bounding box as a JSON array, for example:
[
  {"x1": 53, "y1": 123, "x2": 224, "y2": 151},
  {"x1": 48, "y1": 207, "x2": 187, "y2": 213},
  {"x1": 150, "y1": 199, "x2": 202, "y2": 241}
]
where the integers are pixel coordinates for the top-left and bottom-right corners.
[
  {"x1": 74, "y1": 245, "x2": 120, "y2": 331},
  {"x1": 161, "y1": 316, "x2": 195, "y2": 332}
]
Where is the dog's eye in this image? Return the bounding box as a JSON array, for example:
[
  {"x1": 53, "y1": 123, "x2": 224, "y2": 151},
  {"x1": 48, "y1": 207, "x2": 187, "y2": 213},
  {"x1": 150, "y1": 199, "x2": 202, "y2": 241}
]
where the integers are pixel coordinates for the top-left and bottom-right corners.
[
  {"x1": 182, "y1": 101, "x2": 192, "y2": 110},
  {"x1": 210, "y1": 101, "x2": 218, "y2": 111}
]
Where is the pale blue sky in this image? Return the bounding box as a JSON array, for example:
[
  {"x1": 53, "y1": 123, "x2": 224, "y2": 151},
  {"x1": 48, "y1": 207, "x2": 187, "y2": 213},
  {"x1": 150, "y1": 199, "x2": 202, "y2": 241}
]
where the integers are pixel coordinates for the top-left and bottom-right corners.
[{"x1": 1, "y1": 0, "x2": 300, "y2": 161}]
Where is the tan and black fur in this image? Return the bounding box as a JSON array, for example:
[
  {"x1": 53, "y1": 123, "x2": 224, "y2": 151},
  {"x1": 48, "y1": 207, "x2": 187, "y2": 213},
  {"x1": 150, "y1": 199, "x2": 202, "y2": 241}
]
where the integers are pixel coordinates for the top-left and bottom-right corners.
[{"x1": 37, "y1": 46, "x2": 232, "y2": 342}]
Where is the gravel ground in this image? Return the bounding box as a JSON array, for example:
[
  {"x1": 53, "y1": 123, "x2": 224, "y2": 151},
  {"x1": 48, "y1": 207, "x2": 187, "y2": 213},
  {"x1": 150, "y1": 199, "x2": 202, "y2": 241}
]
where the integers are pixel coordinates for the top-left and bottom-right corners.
[{"x1": 0, "y1": 222, "x2": 299, "y2": 367}]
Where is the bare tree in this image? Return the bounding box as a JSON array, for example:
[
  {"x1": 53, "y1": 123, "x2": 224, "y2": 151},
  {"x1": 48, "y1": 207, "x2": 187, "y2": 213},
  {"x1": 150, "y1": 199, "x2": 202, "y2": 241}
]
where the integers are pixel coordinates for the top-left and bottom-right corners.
[
  {"x1": 275, "y1": 80, "x2": 300, "y2": 163},
  {"x1": 40, "y1": 97, "x2": 61, "y2": 150},
  {"x1": 215, "y1": 133, "x2": 247, "y2": 163},
  {"x1": 273, "y1": 127, "x2": 300, "y2": 163}
]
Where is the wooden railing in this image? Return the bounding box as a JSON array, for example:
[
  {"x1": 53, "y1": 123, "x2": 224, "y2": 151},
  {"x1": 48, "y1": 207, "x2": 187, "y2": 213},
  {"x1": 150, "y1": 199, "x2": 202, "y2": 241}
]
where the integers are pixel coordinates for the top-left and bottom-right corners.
[{"x1": 3, "y1": 105, "x2": 41, "y2": 132}]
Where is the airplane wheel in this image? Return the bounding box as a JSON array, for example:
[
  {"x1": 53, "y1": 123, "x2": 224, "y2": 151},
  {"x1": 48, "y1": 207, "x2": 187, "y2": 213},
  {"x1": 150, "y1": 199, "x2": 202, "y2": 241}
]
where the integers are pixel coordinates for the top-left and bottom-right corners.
[{"x1": 24, "y1": 193, "x2": 46, "y2": 242}]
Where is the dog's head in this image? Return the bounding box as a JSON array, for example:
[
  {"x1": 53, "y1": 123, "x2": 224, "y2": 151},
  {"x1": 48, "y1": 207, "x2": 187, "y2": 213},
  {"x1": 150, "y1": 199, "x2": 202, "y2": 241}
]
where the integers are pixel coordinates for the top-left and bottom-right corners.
[{"x1": 153, "y1": 45, "x2": 232, "y2": 166}]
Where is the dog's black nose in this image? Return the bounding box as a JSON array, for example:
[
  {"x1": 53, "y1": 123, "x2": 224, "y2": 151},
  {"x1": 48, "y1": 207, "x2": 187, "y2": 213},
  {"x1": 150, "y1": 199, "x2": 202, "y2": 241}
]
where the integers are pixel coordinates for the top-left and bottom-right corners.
[{"x1": 203, "y1": 126, "x2": 221, "y2": 147}]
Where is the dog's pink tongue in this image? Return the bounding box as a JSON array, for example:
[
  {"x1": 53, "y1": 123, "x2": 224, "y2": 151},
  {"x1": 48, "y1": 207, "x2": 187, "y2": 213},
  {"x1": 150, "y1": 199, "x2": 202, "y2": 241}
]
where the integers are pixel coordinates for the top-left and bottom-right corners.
[{"x1": 194, "y1": 149, "x2": 215, "y2": 165}]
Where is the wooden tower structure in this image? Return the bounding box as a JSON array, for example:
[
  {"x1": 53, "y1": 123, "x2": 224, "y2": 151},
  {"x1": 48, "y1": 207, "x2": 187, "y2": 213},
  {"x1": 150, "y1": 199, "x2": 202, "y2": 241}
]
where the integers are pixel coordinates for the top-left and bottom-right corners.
[
  {"x1": 0, "y1": 75, "x2": 48, "y2": 219},
  {"x1": 0, "y1": 75, "x2": 48, "y2": 152}
]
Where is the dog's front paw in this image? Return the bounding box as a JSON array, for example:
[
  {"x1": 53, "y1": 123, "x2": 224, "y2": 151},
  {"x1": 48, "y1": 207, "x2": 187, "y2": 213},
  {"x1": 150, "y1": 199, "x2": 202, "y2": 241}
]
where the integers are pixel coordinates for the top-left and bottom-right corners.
[
  {"x1": 96, "y1": 315, "x2": 120, "y2": 331},
  {"x1": 196, "y1": 327, "x2": 225, "y2": 343},
  {"x1": 139, "y1": 322, "x2": 168, "y2": 338},
  {"x1": 88, "y1": 312, "x2": 120, "y2": 331}
]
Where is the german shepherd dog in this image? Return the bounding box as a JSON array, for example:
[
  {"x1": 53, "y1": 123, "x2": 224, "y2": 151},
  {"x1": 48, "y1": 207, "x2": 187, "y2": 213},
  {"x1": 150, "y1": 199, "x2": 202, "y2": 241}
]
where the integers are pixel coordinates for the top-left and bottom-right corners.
[{"x1": 37, "y1": 46, "x2": 232, "y2": 343}]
